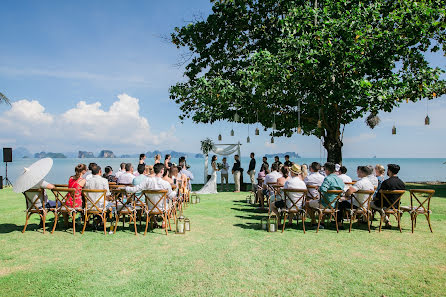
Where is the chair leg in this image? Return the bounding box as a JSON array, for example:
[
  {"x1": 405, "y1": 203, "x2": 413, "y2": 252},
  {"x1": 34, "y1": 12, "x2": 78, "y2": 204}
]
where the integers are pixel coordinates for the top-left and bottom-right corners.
[
  {"x1": 317, "y1": 213, "x2": 322, "y2": 233},
  {"x1": 397, "y1": 213, "x2": 402, "y2": 233},
  {"x1": 133, "y1": 213, "x2": 137, "y2": 236},
  {"x1": 426, "y1": 214, "x2": 433, "y2": 233},
  {"x1": 411, "y1": 213, "x2": 415, "y2": 233},
  {"x1": 42, "y1": 213, "x2": 46, "y2": 234},
  {"x1": 282, "y1": 213, "x2": 287, "y2": 233},
  {"x1": 164, "y1": 213, "x2": 169, "y2": 235},
  {"x1": 72, "y1": 212, "x2": 77, "y2": 235},
  {"x1": 379, "y1": 213, "x2": 383, "y2": 232},
  {"x1": 366, "y1": 213, "x2": 371, "y2": 233},
  {"x1": 102, "y1": 215, "x2": 107, "y2": 235},
  {"x1": 144, "y1": 214, "x2": 150, "y2": 236},
  {"x1": 114, "y1": 214, "x2": 120, "y2": 234},
  {"x1": 302, "y1": 213, "x2": 306, "y2": 234},
  {"x1": 22, "y1": 212, "x2": 30, "y2": 233},
  {"x1": 52, "y1": 213, "x2": 59, "y2": 234},
  {"x1": 334, "y1": 213, "x2": 339, "y2": 233},
  {"x1": 82, "y1": 214, "x2": 89, "y2": 234},
  {"x1": 349, "y1": 213, "x2": 354, "y2": 233}
]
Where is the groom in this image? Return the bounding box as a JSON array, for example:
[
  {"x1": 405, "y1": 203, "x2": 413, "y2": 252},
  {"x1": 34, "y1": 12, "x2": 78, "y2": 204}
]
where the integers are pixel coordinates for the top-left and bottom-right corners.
[{"x1": 232, "y1": 155, "x2": 242, "y2": 193}]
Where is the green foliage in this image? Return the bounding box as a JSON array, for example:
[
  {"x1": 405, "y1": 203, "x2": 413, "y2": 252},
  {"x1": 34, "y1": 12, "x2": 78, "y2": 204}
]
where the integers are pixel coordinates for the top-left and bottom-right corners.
[
  {"x1": 170, "y1": 0, "x2": 446, "y2": 162},
  {"x1": 200, "y1": 137, "x2": 214, "y2": 155}
]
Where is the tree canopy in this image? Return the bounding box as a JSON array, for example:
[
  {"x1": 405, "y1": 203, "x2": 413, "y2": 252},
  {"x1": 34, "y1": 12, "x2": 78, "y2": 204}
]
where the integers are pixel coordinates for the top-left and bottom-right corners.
[{"x1": 170, "y1": 0, "x2": 446, "y2": 163}]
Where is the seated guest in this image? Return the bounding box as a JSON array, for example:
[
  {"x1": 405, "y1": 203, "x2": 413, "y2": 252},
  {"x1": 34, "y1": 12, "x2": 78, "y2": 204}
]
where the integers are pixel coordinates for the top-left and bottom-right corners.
[
  {"x1": 338, "y1": 166, "x2": 352, "y2": 191},
  {"x1": 103, "y1": 166, "x2": 117, "y2": 183},
  {"x1": 270, "y1": 165, "x2": 291, "y2": 203},
  {"x1": 83, "y1": 163, "x2": 97, "y2": 180},
  {"x1": 284, "y1": 155, "x2": 293, "y2": 167},
  {"x1": 270, "y1": 164, "x2": 306, "y2": 223},
  {"x1": 117, "y1": 163, "x2": 135, "y2": 185},
  {"x1": 371, "y1": 164, "x2": 405, "y2": 229},
  {"x1": 139, "y1": 154, "x2": 146, "y2": 165},
  {"x1": 366, "y1": 165, "x2": 378, "y2": 188},
  {"x1": 301, "y1": 164, "x2": 308, "y2": 180},
  {"x1": 24, "y1": 178, "x2": 56, "y2": 227},
  {"x1": 180, "y1": 162, "x2": 194, "y2": 191},
  {"x1": 115, "y1": 163, "x2": 126, "y2": 180},
  {"x1": 133, "y1": 164, "x2": 149, "y2": 196},
  {"x1": 304, "y1": 162, "x2": 325, "y2": 200},
  {"x1": 67, "y1": 164, "x2": 87, "y2": 208},
  {"x1": 337, "y1": 166, "x2": 374, "y2": 229},
  {"x1": 307, "y1": 162, "x2": 345, "y2": 229},
  {"x1": 84, "y1": 165, "x2": 112, "y2": 209},
  {"x1": 273, "y1": 156, "x2": 282, "y2": 167},
  {"x1": 258, "y1": 163, "x2": 281, "y2": 207},
  {"x1": 126, "y1": 163, "x2": 176, "y2": 228},
  {"x1": 373, "y1": 164, "x2": 386, "y2": 199}
]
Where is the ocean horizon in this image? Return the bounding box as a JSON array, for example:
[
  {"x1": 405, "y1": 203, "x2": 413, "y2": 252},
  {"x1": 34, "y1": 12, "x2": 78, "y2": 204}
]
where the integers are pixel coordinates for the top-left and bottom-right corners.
[{"x1": 1, "y1": 157, "x2": 445, "y2": 185}]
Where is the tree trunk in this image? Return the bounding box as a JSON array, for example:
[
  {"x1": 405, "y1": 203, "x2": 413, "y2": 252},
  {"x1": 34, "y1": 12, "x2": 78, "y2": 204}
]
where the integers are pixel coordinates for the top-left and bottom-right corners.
[{"x1": 323, "y1": 128, "x2": 343, "y2": 164}]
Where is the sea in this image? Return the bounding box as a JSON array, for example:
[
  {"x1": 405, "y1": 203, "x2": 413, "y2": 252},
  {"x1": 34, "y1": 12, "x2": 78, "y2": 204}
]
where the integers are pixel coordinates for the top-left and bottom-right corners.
[{"x1": 1, "y1": 157, "x2": 445, "y2": 185}]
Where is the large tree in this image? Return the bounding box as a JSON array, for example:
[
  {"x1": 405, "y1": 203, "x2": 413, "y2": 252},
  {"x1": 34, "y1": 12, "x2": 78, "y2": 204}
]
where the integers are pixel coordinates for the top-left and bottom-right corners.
[{"x1": 170, "y1": 0, "x2": 446, "y2": 163}]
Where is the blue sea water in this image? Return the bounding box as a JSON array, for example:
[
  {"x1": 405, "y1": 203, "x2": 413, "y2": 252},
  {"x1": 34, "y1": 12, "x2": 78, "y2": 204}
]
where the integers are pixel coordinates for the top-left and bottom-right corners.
[{"x1": 1, "y1": 157, "x2": 445, "y2": 185}]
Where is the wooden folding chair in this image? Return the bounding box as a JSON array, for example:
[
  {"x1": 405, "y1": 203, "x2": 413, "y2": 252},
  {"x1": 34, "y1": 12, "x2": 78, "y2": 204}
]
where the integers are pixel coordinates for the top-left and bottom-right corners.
[
  {"x1": 306, "y1": 185, "x2": 319, "y2": 201},
  {"x1": 142, "y1": 189, "x2": 171, "y2": 235},
  {"x1": 22, "y1": 188, "x2": 53, "y2": 234},
  {"x1": 401, "y1": 189, "x2": 435, "y2": 233},
  {"x1": 315, "y1": 190, "x2": 343, "y2": 233},
  {"x1": 348, "y1": 190, "x2": 374, "y2": 233},
  {"x1": 81, "y1": 189, "x2": 109, "y2": 235},
  {"x1": 54, "y1": 184, "x2": 68, "y2": 188},
  {"x1": 282, "y1": 189, "x2": 308, "y2": 233},
  {"x1": 372, "y1": 190, "x2": 406, "y2": 232},
  {"x1": 113, "y1": 189, "x2": 137, "y2": 235},
  {"x1": 51, "y1": 187, "x2": 81, "y2": 234}
]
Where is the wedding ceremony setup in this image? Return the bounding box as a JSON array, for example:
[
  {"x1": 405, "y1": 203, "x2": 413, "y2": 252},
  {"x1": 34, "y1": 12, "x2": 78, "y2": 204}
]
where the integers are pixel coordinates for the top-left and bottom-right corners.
[{"x1": 0, "y1": 0, "x2": 445, "y2": 296}]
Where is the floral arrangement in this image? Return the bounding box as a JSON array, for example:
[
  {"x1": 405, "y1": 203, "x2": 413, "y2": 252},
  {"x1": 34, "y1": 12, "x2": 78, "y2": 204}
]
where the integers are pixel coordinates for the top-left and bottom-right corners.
[
  {"x1": 200, "y1": 138, "x2": 214, "y2": 155},
  {"x1": 216, "y1": 162, "x2": 224, "y2": 170}
]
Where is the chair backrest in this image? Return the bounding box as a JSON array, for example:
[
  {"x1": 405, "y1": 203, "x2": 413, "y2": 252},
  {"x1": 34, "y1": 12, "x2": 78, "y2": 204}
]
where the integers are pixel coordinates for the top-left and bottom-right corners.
[
  {"x1": 142, "y1": 189, "x2": 168, "y2": 215},
  {"x1": 409, "y1": 189, "x2": 435, "y2": 213},
  {"x1": 114, "y1": 188, "x2": 136, "y2": 213},
  {"x1": 283, "y1": 189, "x2": 307, "y2": 211},
  {"x1": 82, "y1": 189, "x2": 108, "y2": 213},
  {"x1": 351, "y1": 190, "x2": 374, "y2": 211},
  {"x1": 109, "y1": 182, "x2": 117, "y2": 185},
  {"x1": 51, "y1": 187, "x2": 77, "y2": 213},
  {"x1": 23, "y1": 188, "x2": 45, "y2": 212},
  {"x1": 320, "y1": 190, "x2": 344, "y2": 211},
  {"x1": 54, "y1": 184, "x2": 68, "y2": 188},
  {"x1": 379, "y1": 190, "x2": 406, "y2": 212},
  {"x1": 306, "y1": 185, "x2": 319, "y2": 200},
  {"x1": 257, "y1": 178, "x2": 264, "y2": 187}
]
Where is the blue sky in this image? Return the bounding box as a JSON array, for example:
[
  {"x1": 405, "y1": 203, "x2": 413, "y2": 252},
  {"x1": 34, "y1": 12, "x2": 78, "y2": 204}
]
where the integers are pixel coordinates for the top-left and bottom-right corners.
[{"x1": 0, "y1": 0, "x2": 445, "y2": 157}]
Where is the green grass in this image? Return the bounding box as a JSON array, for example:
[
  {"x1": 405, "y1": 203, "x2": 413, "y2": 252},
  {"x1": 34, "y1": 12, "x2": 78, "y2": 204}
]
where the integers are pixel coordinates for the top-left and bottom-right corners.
[{"x1": 0, "y1": 184, "x2": 445, "y2": 297}]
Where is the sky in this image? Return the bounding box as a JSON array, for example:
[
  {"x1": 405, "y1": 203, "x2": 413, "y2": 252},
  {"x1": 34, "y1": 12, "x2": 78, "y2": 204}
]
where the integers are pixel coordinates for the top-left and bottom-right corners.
[{"x1": 0, "y1": 0, "x2": 445, "y2": 158}]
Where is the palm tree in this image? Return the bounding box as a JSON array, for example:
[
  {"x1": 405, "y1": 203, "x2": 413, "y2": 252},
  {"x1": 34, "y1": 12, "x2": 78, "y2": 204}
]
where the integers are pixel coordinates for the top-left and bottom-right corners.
[{"x1": 0, "y1": 91, "x2": 11, "y2": 105}]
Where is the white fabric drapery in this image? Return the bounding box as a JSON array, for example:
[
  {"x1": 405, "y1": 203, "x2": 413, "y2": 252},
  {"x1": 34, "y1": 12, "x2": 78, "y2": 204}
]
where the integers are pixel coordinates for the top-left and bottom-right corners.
[{"x1": 203, "y1": 142, "x2": 241, "y2": 182}]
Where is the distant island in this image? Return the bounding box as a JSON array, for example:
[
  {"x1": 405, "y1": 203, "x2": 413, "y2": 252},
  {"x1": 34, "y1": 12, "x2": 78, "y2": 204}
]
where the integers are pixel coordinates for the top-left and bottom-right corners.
[
  {"x1": 98, "y1": 150, "x2": 116, "y2": 158},
  {"x1": 78, "y1": 151, "x2": 95, "y2": 158},
  {"x1": 264, "y1": 152, "x2": 300, "y2": 159},
  {"x1": 34, "y1": 151, "x2": 66, "y2": 158}
]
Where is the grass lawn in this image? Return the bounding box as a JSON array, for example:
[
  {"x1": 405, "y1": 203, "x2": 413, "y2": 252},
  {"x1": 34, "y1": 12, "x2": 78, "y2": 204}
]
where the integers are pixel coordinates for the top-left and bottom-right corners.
[{"x1": 0, "y1": 184, "x2": 445, "y2": 297}]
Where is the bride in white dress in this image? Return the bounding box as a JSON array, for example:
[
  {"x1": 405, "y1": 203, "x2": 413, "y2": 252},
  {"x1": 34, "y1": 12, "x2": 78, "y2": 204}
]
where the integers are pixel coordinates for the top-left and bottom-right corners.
[{"x1": 195, "y1": 155, "x2": 219, "y2": 194}]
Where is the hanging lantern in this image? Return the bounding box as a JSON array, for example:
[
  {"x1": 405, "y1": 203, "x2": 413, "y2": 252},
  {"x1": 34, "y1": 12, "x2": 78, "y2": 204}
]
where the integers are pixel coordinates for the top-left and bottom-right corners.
[
  {"x1": 255, "y1": 127, "x2": 260, "y2": 135},
  {"x1": 432, "y1": 92, "x2": 437, "y2": 98},
  {"x1": 234, "y1": 112, "x2": 240, "y2": 122},
  {"x1": 247, "y1": 136, "x2": 250, "y2": 143},
  {"x1": 425, "y1": 115, "x2": 430, "y2": 125},
  {"x1": 271, "y1": 136, "x2": 274, "y2": 144},
  {"x1": 184, "y1": 218, "x2": 191, "y2": 231},
  {"x1": 297, "y1": 126, "x2": 302, "y2": 134},
  {"x1": 250, "y1": 194, "x2": 256, "y2": 204},
  {"x1": 191, "y1": 194, "x2": 197, "y2": 204},
  {"x1": 406, "y1": 98, "x2": 409, "y2": 103},
  {"x1": 218, "y1": 134, "x2": 222, "y2": 141},
  {"x1": 392, "y1": 125, "x2": 397, "y2": 135},
  {"x1": 196, "y1": 196, "x2": 200, "y2": 203},
  {"x1": 317, "y1": 120, "x2": 322, "y2": 128},
  {"x1": 272, "y1": 122, "x2": 276, "y2": 130},
  {"x1": 267, "y1": 215, "x2": 278, "y2": 232},
  {"x1": 260, "y1": 218, "x2": 268, "y2": 230},
  {"x1": 230, "y1": 129, "x2": 234, "y2": 136},
  {"x1": 175, "y1": 215, "x2": 186, "y2": 234}
]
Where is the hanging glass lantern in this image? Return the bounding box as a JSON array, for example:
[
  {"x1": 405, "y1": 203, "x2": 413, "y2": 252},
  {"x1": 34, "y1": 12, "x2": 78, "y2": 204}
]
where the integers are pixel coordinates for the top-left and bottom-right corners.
[
  {"x1": 230, "y1": 129, "x2": 234, "y2": 136},
  {"x1": 184, "y1": 218, "x2": 191, "y2": 231},
  {"x1": 392, "y1": 125, "x2": 396, "y2": 135},
  {"x1": 297, "y1": 126, "x2": 302, "y2": 134},
  {"x1": 272, "y1": 122, "x2": 276, "y2": 130},
  {"x1": 191, "y1": 194, "x2": 197, "y2": 204},
  {"x1": 317, "y1": 120, "x2": 322, "y2": 128},
  {"x1": 255, "y1": 127, "x2": 260, "y2": 135},
  {"x1": 267, "y1": 215, "x2": 278, "y2": 232},
  {"x1": 271, "y1": 136, "x2": 274, "y2": 144},
  {"x1": 234, "y1": 112, "x2": 240, "y2": 122},
  {"x1": 425, "y1": 115, "x2": 430, "y2": 125},
  {"x1": 247, "y1": 136, "x2": 250, "y2": 143},
  {"x1": 261, "y1": 217, "x2": 268, "y2": 230},
  {"x1": 196, "y1": 196, "x2": 200, "y2": 203},
  {"x1": 175, "y1": 215, "x2": 186, "y2": 234},
  {"x1": 218, "y1": 134, "x2": 222, "y2": 141},
  {"x1": 250, "y1": 194, "x2": 256, "y2": 204}
]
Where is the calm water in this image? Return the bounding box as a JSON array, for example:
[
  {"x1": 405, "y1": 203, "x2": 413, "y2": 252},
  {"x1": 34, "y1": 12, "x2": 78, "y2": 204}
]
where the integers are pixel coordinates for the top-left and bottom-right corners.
[{"x1": 1, "y1": 157, "x2": 445, "y2": 185}]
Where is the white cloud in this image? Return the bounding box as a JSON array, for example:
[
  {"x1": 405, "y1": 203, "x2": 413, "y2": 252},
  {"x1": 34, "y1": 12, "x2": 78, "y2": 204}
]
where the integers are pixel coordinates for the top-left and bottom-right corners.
[{"x1": 0, "y1": 94, "x2": 176, "y2": 152}]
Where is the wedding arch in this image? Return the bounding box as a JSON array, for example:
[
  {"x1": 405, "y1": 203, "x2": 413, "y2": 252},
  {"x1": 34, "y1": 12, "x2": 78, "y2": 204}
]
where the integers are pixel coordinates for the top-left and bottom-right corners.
[{"x1": 201, "y1": 139, "x2": 241, "y2": 182}]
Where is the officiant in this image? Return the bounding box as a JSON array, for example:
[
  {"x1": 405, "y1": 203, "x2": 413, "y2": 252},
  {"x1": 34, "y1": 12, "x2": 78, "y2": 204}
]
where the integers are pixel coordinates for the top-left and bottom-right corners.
[
  {"x1": 232, "y1": 155, "x2": 242, "y2": 192},
  {"x1": 220, "y1": 157, "x2": 230, "y2": 191}
]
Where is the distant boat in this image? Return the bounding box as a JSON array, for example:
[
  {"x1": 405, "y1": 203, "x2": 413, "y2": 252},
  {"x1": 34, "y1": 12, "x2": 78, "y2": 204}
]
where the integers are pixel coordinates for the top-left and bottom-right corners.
[{"x1": 372, "y1": 156, "x2": 377, "y2": 158}]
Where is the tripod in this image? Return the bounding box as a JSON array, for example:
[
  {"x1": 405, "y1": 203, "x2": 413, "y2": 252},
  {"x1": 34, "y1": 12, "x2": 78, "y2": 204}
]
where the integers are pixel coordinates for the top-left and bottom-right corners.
[{"x1": 3, "y1": 162, "x2": 13, "y2": 187}]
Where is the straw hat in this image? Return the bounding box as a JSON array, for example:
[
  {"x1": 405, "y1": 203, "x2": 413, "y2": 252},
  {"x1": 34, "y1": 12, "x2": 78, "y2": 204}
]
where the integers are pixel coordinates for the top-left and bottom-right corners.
[{"x1": 289, "y1": 164, "x2": 302, "y2": 175}]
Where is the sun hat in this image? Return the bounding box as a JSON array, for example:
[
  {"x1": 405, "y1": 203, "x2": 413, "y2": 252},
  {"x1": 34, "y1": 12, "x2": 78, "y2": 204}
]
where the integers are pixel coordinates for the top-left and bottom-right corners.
[{"x1": 289, "y1": 164, "x2": 302, "y2": 175}]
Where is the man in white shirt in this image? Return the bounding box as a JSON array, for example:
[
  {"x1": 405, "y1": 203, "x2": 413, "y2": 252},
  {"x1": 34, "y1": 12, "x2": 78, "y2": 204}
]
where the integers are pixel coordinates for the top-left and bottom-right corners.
[
  {"x1": 304, "y1": 162, "x2": 325, "y2": 199},
  {"x1": 82, "y1": 163, "x2": 97, "y2": 181},
  {"x1": 366, "y1": 165, "x2": 378, "y2": 188},
  {"x1": 269, "y1": 164, "x2": 307, "y2": 223},
  {"x1": 337, "y1": 166, "x2": 374, "y2": 229},
  {"x1": 258, "y1": 163, "x2": 282, "y2": 208},
  {"x1": 114, "y1": 163, "x2": 126, "y2": 180},
  {"x1": 117, "y1": 163, "x2": 135, "y2": 185},
  {"x1": 338, "y1": 166, "x2": 353, "y2": 191},
  {"x1": 220, "y1": 157, "x2": 230, "y2": 191},
  {"x1": 84, "y1": 165, "x2": 112, "y2": 209},
  {"x1": 126, "y1": 163, "x2": 176, "y2": 212}
]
